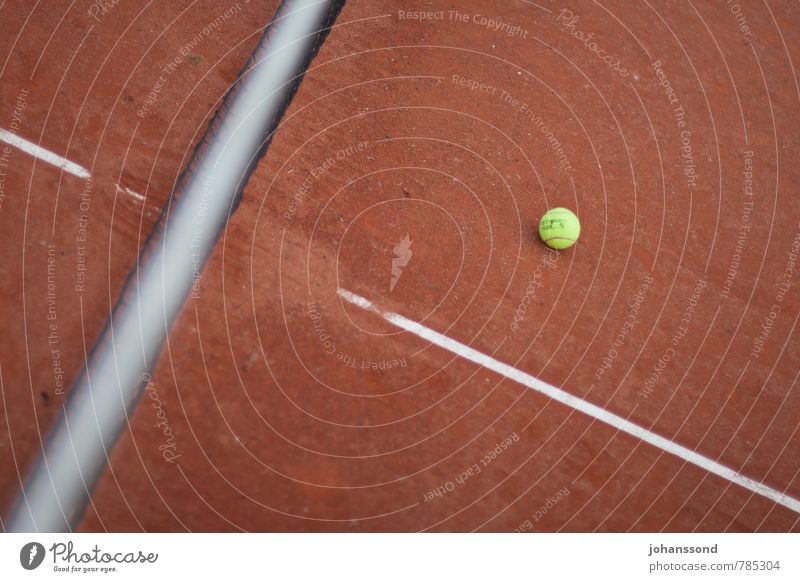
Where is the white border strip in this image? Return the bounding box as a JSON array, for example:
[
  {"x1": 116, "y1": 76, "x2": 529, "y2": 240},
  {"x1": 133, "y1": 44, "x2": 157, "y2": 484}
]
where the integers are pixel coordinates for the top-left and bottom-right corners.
[
  {"x1": 338, "y1": 288, "x2": 800, "y2": 514},
  {"x1": 0, "y1": 128, "x2": 91, "y2": 179}
]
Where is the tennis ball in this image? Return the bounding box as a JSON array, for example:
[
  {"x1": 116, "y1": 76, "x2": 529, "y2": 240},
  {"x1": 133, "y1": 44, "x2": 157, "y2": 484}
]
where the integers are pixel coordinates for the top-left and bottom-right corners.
[{"x1": 539, "y1": 207, "x2": 580, "y2": 249}]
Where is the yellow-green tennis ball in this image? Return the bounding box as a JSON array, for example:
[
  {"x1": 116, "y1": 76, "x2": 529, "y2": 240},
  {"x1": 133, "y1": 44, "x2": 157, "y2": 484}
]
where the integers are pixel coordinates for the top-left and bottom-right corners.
[{"x1": 539, "y1": 207, "x2": 580, "y2": 249}]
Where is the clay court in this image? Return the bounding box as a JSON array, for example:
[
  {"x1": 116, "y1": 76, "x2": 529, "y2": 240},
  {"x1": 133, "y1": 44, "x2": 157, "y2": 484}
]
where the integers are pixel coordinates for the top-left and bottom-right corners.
[{"x1": 1, "y1": 0, "x2": 799, "y2": 532}]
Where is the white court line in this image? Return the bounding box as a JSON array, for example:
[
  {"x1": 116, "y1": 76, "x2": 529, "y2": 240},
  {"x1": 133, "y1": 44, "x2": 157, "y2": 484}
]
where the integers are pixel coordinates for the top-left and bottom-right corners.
[
  {"x1": 115, "y1": 184, "x2": 146, "y2": 202},
  {"x1": 0, "y1": 128, "x2": 91, "y2": 179},
  {"x1": 338, "y1": 288, "x2": 800, "y2": 515},
  {"x1": 0, "y1": 127, "x2": 147, "y2": 204}
]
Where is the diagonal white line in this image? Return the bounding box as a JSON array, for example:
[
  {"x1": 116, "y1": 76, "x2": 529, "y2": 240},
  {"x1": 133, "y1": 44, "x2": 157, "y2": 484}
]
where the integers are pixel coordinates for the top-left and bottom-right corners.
[
  {"x1": 338, "y1": 288, "x2": 800, "y2": 515},
  {"x1": 0, "y1": 128, "x2": 91, "y2": 179},
  {"x1": 115, "y1": 184, "x2": 146, "y2": 202}
]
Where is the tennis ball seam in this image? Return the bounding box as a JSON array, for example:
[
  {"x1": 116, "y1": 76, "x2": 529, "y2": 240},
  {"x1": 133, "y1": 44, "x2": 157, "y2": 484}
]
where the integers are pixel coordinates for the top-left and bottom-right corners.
[{"x1": 539, "y1": 208, "x2": 580, "y2": 250}]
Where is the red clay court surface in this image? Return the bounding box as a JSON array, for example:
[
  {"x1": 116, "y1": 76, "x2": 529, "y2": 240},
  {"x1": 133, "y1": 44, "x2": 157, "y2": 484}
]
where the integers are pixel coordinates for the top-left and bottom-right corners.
[{"x1": 1, "y1": 0, "x2": 799, "y2": 532}]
